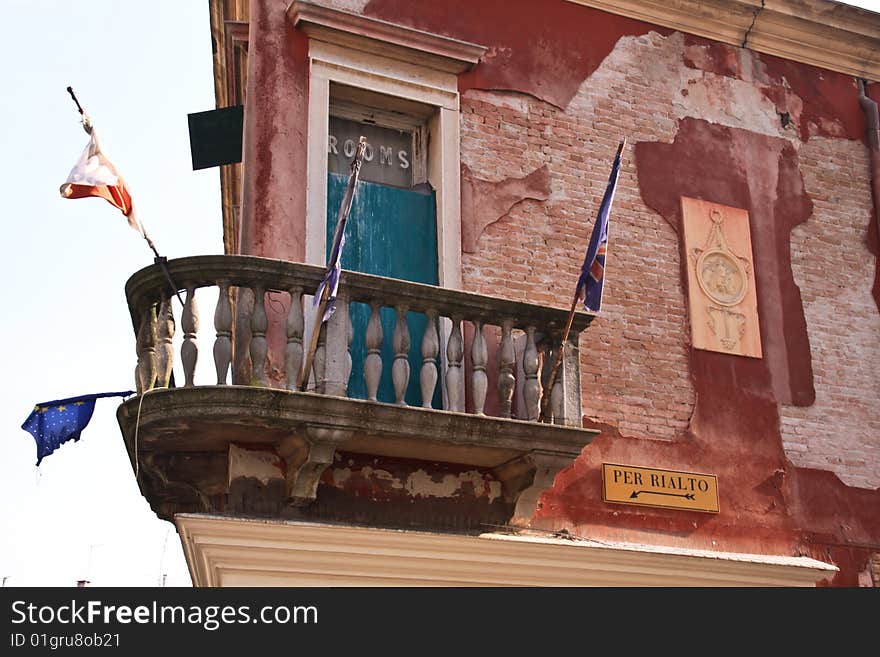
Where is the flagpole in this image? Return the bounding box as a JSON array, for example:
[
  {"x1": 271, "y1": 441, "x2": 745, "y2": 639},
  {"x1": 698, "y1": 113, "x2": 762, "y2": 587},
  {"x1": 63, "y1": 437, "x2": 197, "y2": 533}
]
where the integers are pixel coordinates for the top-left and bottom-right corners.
[
  {"x1": 66, "y1": 86, "x2": 86, "y2": 115},
  {"x1": 66, "y1": 86, "x2": 184, "y2": 307},
  {"x1": 537, "y1": 287, "x2": 582, "y2": 424},
  {"x1": 297, "y1": 282, "x2": 332, "y2": 391},
  {"x1": 538, "y1": 137, "x2": 625, "y2": 423},
  {"x1": 297, "y1": 137, "x2": 367, "y2": 392}
]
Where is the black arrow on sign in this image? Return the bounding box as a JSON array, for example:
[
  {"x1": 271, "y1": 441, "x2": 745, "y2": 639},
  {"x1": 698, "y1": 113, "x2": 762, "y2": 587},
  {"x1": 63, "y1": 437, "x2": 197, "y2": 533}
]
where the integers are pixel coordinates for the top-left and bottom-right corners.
[{"x1": 630, "y1": 490, "x2": 696, "y2": 500}]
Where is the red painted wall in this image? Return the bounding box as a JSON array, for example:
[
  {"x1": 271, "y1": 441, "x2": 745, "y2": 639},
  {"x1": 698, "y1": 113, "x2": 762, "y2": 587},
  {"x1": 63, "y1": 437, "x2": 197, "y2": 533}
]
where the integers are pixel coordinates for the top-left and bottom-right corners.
[
  {"x1": 450, "y1": 1, "x2": 879, "y2": 582},
  {"x1": 239, "y1": 0, "x2": 880, "y2": 584},
  {"x1": 236, "y1": 0, "x2": 311, "y2": 386},
  {"x1": 365, "y1": 0, "x2": 670, "y2": 109}
]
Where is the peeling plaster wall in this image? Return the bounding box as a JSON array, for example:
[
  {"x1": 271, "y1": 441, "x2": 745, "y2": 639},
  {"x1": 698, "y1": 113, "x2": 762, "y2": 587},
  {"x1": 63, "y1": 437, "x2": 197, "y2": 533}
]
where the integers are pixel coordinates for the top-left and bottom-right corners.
[
  {"x1": 453, "y1": 16, "x2": 879, "y2": 491},
  {"x1": 236, "y1": 0, "x2": 880, "y2": 579},
  {"x1": 784, "y1": 137, "x2": 880, "y2": 489},
  {"x1": 307, "y1": 452, "x2": 513, "y2": 531},
  {"x1": 365, "y1": 0, "x2": 671, "y2": 109},
  {"x1": 460, "y1": 31, "x2": 696, "y2": 440},
  {"x1": 358, "y1": 1, "x2": 879, "y2": 564},
  {"x1": 328, "y1": 459, "x2": 502, "y2": 504}
]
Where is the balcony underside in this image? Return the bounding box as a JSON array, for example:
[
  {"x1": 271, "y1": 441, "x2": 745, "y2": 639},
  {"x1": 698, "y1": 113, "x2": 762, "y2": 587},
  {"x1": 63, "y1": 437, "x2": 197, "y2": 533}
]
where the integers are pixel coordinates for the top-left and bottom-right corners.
[{"x1": 117, "y1": 386, "x2": 599, "y2": 529}]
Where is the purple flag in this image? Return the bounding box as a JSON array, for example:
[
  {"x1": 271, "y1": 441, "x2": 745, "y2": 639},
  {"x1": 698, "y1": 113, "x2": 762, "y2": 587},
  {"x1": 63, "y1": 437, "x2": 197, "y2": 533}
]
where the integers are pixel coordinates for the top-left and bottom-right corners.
[
  {"x1": 314, "y1": 138, "x2": 367, "y2": 321},
  {"x1": 577, "y1": 139, "x2": 624, "y2": 312}
]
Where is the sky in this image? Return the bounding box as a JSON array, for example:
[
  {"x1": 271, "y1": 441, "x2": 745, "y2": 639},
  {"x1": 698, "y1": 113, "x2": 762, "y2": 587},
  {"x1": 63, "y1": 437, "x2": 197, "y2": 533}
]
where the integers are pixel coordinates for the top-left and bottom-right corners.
[
  {"x1": 2, "y1": 0, "x2": 879, "y2": 589},
  {"x1": 0, "y1": 1, "x2": 222, "y2": 587}
]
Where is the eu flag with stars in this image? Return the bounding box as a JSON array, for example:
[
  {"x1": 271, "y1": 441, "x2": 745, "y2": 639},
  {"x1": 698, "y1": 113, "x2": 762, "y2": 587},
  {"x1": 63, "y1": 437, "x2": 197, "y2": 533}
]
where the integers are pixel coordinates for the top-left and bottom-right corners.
[
  {"x1": 577, "y1": 138, "x2": 625, "y2": 312},
  {"x1": 21, "y1": 391, "x2": 133, "y2": 465}
]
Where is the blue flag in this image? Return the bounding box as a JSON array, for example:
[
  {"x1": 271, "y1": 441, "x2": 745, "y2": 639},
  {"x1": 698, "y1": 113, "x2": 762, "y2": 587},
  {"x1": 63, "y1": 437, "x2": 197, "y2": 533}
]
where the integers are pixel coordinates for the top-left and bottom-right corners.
[
  {"x1": 577, "y1": 139, "x2": 624, "y2": 312},
  {"x1": 21, "y1": 391, "x2": 134, "y2": 465}
]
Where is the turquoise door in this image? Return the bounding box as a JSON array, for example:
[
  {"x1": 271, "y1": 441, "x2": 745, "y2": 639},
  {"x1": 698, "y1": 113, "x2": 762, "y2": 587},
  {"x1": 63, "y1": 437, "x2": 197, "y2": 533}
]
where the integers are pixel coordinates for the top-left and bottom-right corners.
[{"x1": 326, "y1": 173, "x2": 440, "y2": 407}]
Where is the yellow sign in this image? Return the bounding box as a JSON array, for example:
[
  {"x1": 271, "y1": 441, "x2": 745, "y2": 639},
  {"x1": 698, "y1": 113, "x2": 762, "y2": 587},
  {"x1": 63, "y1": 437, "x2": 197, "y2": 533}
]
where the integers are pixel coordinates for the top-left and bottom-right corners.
[{"x1": 602, "y1": 463, "x2": 719, "y2": 513}]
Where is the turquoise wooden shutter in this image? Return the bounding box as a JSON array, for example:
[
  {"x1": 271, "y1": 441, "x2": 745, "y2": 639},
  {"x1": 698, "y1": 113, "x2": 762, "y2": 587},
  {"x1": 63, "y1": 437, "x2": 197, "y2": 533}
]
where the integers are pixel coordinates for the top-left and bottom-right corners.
[{"x1": 326, "y1": 173, "x2": 440, "y2": 406}]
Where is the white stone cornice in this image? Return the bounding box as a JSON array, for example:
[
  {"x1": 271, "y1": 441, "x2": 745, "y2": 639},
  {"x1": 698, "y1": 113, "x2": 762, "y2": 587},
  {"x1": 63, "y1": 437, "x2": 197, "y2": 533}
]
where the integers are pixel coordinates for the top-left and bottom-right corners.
[
  {"x1": 567, "y1": 0, "x2": 880, "y2": 81},
  {"x1": 176, "y1": 514, "x2": 837, "y2": 587}
]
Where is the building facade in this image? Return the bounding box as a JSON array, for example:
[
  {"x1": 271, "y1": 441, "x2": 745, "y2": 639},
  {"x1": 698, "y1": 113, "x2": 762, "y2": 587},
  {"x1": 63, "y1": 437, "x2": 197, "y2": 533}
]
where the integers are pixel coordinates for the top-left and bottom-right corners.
[{"x1": 118, "y1": 0, "x2": 880, "y2": 585}]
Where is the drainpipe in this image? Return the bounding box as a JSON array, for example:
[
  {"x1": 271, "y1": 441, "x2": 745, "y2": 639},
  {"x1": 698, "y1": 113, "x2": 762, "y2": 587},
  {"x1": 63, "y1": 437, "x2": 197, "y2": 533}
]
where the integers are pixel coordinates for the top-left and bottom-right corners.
[{"x1": 857, "y1": 79, "x2": 880, "y2": 243}]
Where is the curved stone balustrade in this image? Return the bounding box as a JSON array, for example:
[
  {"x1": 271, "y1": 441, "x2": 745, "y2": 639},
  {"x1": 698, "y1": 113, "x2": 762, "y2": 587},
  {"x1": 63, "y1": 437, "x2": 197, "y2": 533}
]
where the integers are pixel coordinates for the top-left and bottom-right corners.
[
  {"x1": 126, "y1": 255, "x2": 594, "y2": 425},
  {"x1": 122, "y1": 255, "x2": 599, "y2": 527}
]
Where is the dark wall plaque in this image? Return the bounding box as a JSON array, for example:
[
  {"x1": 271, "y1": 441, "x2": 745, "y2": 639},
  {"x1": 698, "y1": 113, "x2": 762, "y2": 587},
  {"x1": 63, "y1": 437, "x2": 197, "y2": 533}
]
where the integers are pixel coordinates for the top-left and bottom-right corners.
[{"x1": 187, "y1": 105, "x2": 244, "y2": 170}]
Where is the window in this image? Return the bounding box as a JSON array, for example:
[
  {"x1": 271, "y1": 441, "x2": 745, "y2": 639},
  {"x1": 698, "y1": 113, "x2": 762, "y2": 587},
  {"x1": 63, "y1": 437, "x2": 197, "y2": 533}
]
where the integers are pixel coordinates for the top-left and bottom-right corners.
[{"x1": 291, "y1": 0, "x2": 486, "y2": 289}]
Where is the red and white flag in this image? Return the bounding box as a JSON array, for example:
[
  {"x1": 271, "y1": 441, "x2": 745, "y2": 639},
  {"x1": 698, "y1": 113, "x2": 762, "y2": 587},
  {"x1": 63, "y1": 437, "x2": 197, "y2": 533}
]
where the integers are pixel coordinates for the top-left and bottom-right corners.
[{"x1": 59, "y1": 116, "x2": 144, "y2": 236}]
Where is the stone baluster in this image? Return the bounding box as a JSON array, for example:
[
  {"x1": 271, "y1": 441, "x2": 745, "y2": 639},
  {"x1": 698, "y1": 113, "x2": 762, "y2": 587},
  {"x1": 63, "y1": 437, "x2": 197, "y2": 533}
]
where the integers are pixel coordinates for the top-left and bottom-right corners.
[
  {"x1": 523, "y1": 325, "x2": 541, "y2": 421},
  {"x1": 471, "y1": 319, "x2": 488, "y2": 415},
  {"x1": 285, "y1": 287, "x2": 303, "y2": 390},
  {"x1": 558, "y1": 334, "x2": 583, "y2": 427},
  {"x1": 497, "y1": 318, "x2": 516, "y2": 418},
  {"x1": 135, "y1": 302, "x2": 158, "y2": 394},
  {"x1": 314, "y1": 323, "x2": 327, "y2": 393},
  {"x1": 155, "y1": 295, "x2": 175, "y2": 388},
  {"x1": 213, "y1": 282, "x2": 232, "y2": 385},
  {"x1": 392, "y1": 305, "x2": 410, "y2": 405},
  {"x1": 249, "y1": 285, "x2": 268, "y2": 387},
  {"x1": 323, "y1": 294, "x2": 351, "y2": 397},
  {"x1": 548, "y1": 333, "x2": 565, "y2": 425},
  {"x1": 446, "y1": 316, "x2": 464, "y2": 412},
  {"x1": 345, "y1": 303, "x2": 354, "y2": 388},
  {"x1": 540, "y1": 339, "x2": 555, "y2": 423},
  {"x1": 540, "y1": 342, "x2": 553, "y2": 394},
  {"x1": 181, "y1": 287, "x2": 199, "y2": 388},
  {"x1": 420, "y1": 308, "x2": 439, "y2": 408},
  {"x1": 551, "y1": 375, "x2": 565, "y2": 425},
  {"x1": 364, "y1": 302, "x2": 383, "y2": 402}
]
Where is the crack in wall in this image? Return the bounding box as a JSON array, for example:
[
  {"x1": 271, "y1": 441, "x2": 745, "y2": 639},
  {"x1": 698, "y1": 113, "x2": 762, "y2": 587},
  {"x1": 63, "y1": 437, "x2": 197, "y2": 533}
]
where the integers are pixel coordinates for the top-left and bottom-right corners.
[{"x1": 742, "y1": 0, "x2": 766, "y2": 49}]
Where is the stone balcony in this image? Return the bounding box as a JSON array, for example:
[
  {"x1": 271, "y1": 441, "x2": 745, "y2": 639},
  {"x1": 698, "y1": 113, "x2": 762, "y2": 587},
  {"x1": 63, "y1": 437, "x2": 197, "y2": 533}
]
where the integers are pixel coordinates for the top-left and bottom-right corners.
[{"x1": 116, "y1": 256, "x2": 599, "y2": 532}]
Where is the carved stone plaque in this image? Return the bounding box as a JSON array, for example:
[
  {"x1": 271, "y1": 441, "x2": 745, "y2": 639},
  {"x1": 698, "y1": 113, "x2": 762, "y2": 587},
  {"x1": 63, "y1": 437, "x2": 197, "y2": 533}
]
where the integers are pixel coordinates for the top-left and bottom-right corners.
[{"x1": 681, "y1": 197, "x2": 762, "y2": 358}]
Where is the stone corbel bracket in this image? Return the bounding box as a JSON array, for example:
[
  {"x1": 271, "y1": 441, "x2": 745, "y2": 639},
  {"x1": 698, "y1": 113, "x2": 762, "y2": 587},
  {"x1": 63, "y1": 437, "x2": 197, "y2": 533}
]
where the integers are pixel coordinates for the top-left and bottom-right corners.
[
  {"x1": 279, "y1": 427, "x2": 353, "y2": 507},
  {"x1": 225, "y1": 427, "x2": 353, "y2": 510},
  {"x1": 493, "y1": 450, "x2": 578, "y2": 527}
]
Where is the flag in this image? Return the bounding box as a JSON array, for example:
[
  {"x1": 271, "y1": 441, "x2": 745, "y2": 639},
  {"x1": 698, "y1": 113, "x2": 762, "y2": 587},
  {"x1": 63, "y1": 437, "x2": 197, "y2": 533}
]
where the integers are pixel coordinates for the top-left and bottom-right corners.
[
  {"x1": 314, "y1": 137, "x2": 367, "y2": 322},
  {"x1": 315, "y1": 218, "x2": 346, "y2": 323},
  {"x1": 59, "y1": 115, "x2": 145, "y2": 236},
  {"x1": 577, "y1": 139, "x2": 624, "y2": 312},
  {"x1": 21, "y1": 391, "x2": 134, "y2": 465}
]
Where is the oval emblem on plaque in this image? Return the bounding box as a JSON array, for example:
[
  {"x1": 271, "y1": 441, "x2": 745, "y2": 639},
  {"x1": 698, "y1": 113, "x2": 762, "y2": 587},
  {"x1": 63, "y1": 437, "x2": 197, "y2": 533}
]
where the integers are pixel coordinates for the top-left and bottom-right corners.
[{"x1": 696, "y1": 249, "x2": 747, "y2": 306}]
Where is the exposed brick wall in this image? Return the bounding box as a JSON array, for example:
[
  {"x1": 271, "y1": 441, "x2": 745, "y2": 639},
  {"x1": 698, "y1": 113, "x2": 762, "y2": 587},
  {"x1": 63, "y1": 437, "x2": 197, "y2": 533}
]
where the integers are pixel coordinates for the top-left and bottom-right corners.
[
  {"x1": 459, "y1": 28, "x2": 879, "y2": 486},
  {"x1": 783, "y1": 138, "x2": 880, "y2": 489},
  {"x1": 460, "y1": 32, "x2": 694, "y2": 440}
]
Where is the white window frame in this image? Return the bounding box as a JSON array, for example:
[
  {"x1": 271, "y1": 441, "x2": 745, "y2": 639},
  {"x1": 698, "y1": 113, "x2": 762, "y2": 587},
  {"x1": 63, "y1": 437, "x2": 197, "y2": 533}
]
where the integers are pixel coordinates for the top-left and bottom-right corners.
[{"x1": 305, "y1": 40, "x2": 464, "y2": 290}]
